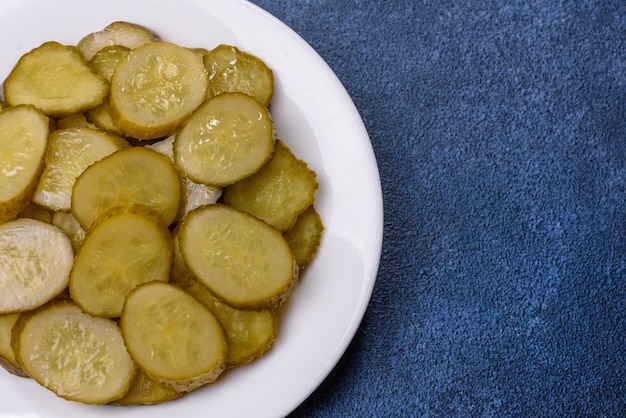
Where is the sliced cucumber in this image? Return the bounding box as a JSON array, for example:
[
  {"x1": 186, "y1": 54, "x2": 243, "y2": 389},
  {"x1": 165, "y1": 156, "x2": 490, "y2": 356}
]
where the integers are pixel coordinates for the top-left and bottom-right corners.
[
  {"x1": 203, "y1": 44, "x2": 274, "y2": 106},
  {"x1": 114, "y1": 369, "x2": 183, "y2": 405},
  {"x1": 0, "y1": 218, "x2": 73, "y2": 314},
  {"x1": 179, "y1": 204, "x2": 297, "y2": 310},
  {"x1": 89, "y1": 45, "x2": 130, "y2": 82},
  {"x1": 173, "y1": 92, "x2": 274, "y2": 186},
  {"x1": 4, "y1": 42, "x2": 108, "y2": 118},
  {"x1": 121, "y1": 281, "x2": 228, "y2": 393},
  {"x1": 33, "y1": 126, "x2": 129, "y2": 212},
  {"x1": 77, "y1": 21, "x2": 160, "y2": 61},
  {"x1": 283, "y1": 205, "x2": 325, "y2": 269},
  {"x1": 0, "y1": 105, "x2": 49, "y2": 223},
  {"x1": 70, "y1": 206, "x2": 172, "y2": 318},
  {"x1": 51, "y1": 211, "x2": 86, "y2": 253},
  {"x1": 71, "y1": 147, "x2": 182, "y2": 229},
  {"x1": 178, "y1": 277, "x2": 278, "y2": 367},
  {"x1": 13, "y1": 300, "x2": 136, "y2": 404},
  {"x1": 0, "y1": 313, "x2": 27, "y2": 377},
  {"x1": 109, "y1": 41, "x2": 208, "y2": 140},
  {"x1": 222, "y1": 140, "x2": 319, "y2": 231}
]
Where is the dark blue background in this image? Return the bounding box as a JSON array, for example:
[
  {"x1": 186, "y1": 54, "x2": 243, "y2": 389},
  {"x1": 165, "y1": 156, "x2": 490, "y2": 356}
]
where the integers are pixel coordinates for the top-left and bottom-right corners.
[{"x1": 249, "y1": 1, "x2": 626, "y2": 416}]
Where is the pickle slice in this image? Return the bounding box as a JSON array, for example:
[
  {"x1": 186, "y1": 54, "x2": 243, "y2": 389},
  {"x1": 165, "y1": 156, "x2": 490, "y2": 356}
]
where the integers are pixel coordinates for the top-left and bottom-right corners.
[
  {"x1": 0, "y1": 218, "x2": 73, "y2": 314},
  {"x1": 33, "y1": 126, "x2": 129, "y2": 212},
  {"x1": 89, "y1": 45, "x2": 131, "y2": 82},
  {"x1": 86, "y1": 46, "x2": 131, "y2": 136},
  {"x1": 0, "y1": 313, "x2": 27, "y2": 377},
  {"x1": 203, "y1": 44, "x2": 274, "y2": 106},
  {"x1": 0, "y1": 105, "x2": 49, "y2": 223},
  {"x1": 222, "y1": 140, "x2": 319, "y2": 231},
  {"x1": 179, "y1": 204, "x2": 298, "y2": 310},
  {"x1": 109, "y1": 41, "x2": 208, "y2": 140},
  {"x1": 4, "y1": 42, "x2": 108, "y2": 118},
  {"x1": 86, "y1": 100, "x2": 126, "y2": 136},
  {"x1": 51, "y1": 211, "x2": 86, "y2": 253},
  {"x1": 70, "y1": 206, "x2": 172, "y2": 318},
  {"x1": 115, "y1": 369, "x2": 183, "y2": 405},
  {"x1": 174, "y1": 92, "x2": 274, "y2": 186},
  {"x1": 283, "y1": 205, "x2": 325, "y2": 269},
  {"x1": 71, "y1": 147, "x2": 182, "y2": 229},
  {"x1": 56, "y1": 113, "x2": 98, "y2": 130},
  {"x1": 179, "y1": 277, "x2": 278, "y2": 367},
  {"x1": 77, "y1": 21, "x2": 160, "y2": 61},
  {"x1": 121, "y1": 282, "x2": 228, "y2": 392},
  {"x1": 13, "y1": 300, "x2": 136, "y2": 404}
]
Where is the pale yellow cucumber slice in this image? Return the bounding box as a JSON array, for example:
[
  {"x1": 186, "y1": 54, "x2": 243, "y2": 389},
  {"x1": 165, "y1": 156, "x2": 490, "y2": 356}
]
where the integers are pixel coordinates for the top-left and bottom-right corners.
[
  {"x1": 179, "y1": 277, "x2": 278, "y2": 367},
  {"x1": 283, "y1": 205, "x2": 324, "y2": 269},
  {"x1": 0, "y1": 313, "x2": 27, "y2": 377},
  {"x1": 13, "y1": 300, "x2": 136, "y2": 404},
  {"x1": 86, "y1": 45, "x2": 130, "y2": 136},
  {"x1": 222, "y1": 140, "x2": 319, "y2": 230},
  {"x1": 71, "y1": 147, "x2": 182, "y2": 229},
  {"x1": 77, "y1": 21, "x2": 160, "y2": 61},
  {"x1": 4, "y1": 42, "x2": 108, "y2": 118},
  {"x1": 0, "y1": 105, "x2": 49, "y2": 223},
  {"x1": 70, "y1": 207, "x2": 172, "y2": 318},
  {"x1": 179, "y1": 204, "x2": 298, "y2": 310},
  {"x1": 115, "y1": 369, "x2": 184, "y2": 405},
  {"x1": 33, "y1": 126, "x2": 129, "y2": 212},
  {"x1": 86, "y1": 46, "x2": 131, "y2": 136},
  {"x1": 86, "y1": 100, "x2": 126, "y2": 136},
  {"x1": 51, "y1": 211, "x2": 86, "y2": 253},
  {"x1": 109, "y1": 42, "x2": 208, "y2": 140},
  {"x1": 0, "y1": 218, "x2": 73, "y2": 314},
  {"x1": 174, "y1": 92, "x2": 274, "y2": 186},
  {"x1": 204, "y1": 44, "x2": 274, "y2": 106},
  {"x1": 89, "y1": 45, "x2": 130, "y2": 82},
  {"x1": 56, "y1": 113, "x2": 98, "y2": 129},
  {"x1": 121, "y1": 281, "x2": 228, "y2": 392}
]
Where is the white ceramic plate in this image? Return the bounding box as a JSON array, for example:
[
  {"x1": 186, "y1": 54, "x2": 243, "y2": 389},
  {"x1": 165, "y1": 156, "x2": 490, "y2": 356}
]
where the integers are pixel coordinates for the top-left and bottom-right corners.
[{"x1": 0, "y1": 0, "x2": 383, "y2": 417}]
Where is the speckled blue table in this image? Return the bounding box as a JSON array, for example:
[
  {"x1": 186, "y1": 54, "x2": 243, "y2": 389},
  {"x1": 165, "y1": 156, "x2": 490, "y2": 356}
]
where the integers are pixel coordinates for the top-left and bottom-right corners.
[{"x1": 249, "y1": 1, "x2": 626, "y2": 416}]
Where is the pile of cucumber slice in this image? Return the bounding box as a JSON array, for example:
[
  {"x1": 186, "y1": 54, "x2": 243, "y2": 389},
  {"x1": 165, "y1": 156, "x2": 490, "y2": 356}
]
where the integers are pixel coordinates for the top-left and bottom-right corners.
[{"x1": 0, "y1": 21, "x2": 323, "y2": 405}]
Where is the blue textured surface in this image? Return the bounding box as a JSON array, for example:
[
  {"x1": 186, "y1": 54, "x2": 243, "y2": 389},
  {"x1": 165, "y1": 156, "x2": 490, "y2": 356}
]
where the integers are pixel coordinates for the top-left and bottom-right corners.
[{"x1": 249, "y1": 1, "x2": 626, "y2": 416}]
